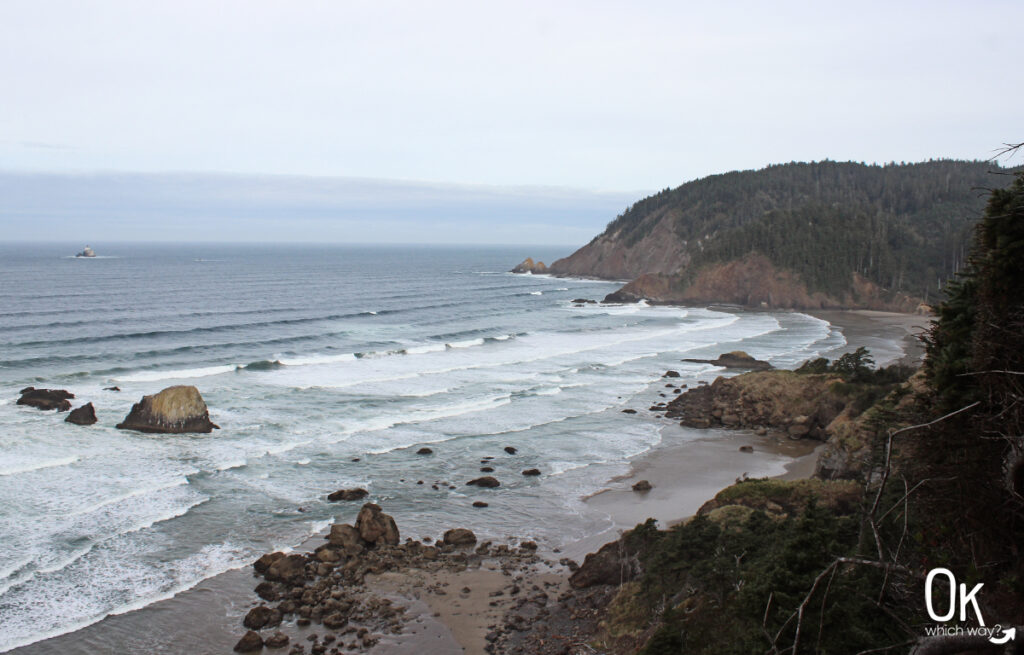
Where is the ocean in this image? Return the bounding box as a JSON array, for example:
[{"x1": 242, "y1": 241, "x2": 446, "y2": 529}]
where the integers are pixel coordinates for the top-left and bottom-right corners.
[{"x1": 0, "y1": 243, "x2": 843, "y2": 652}]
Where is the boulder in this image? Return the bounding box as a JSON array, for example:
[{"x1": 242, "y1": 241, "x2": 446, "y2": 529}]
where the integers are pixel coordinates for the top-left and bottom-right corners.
[
  {"x1": 472, "y1": 501, "x2": 489, "y2": 508},
  {"x1": 739, "y1": 445, "x2": 754, "y2": 453},
  {"x1": 480, "y1": 466, "x2": 494, "y2": 473},
  {"x1": 103, "y1": 386, "x2": 120, "y2": 392},
  {"x1": 254, "y1": 581, "x2": 279, "y2": 601},
  {"x1": 632, "y1": 480, "x2": 653, "y2": 492},
  {"x1": 264, "y1": 553, "x2": 308, "y2": 586},
  {"x1": 243, "y1": 605, "x2": 282, "y2": 630},
  {"x1": 264, "y1": 632, "x2": 289, "y2": 649},
  {"x1": 663, "y1": 370, "x2": 681, "y2": 378},
  {"x1": 521, "y1": 468, "x2": 541, "y2": 476},
  {"x1": 443, "y1": 528, "x2": 477, "y2": 546},
  {"x1": 323, "y1": 612, "x2": 348, "y2": 630},
  {"x1": 416, "y1": 447, "x2": 433, "y2": 455},
  {"x1": 621, "y1": 408, "x2": 637, "y2": 414},
  {"x1": 327, "y1": 488, "x2": 368, "y2": 502},
  {"x1": 65, "y1": 403, "x2": 97, "y2": 425},
  {"x1": 466, "y1": 476, "x2": 500, "y2": 488},
  {"x1": 504, "y1": 446, "x2": 517, "y2": 455},
  {"x1": 253, "y1": 551, "x2": 284, "y2": 574},
  {"x1": 233, "y1": 631, "x2": 263, "y2": 653},
  {"x1": 17, "y1": 388, "x2": 74, "y2": 411},
  {"x1": 116, "y1": 385, "x2": 219, "y2": 433},
  {"x1": 355, "y1": 503, "x2": 400, "y2": 546},
  {"x1": 328, "y1": 524, "x2": 363, "y2": 549}
]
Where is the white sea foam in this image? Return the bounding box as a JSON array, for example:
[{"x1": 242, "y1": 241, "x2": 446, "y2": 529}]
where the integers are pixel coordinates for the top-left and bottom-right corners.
[
  {"x1": 278, "y1": 352, "x2": 357, "y2": 366},
  {"x1": 448, "y1": 338, "x2": 485, "y2": 349},
  {"x1": 115, "y1": 365, "x2": 235, "y2": 382},
  {"x1": 0, "y1": 455, "x2": 79, "y2": 477},
  {"x1": 68, "y1": 478, "x2": 190, "y2": 517},
  {"x1": 404, "y1": 343, "x2": 447, "y2": 355}
]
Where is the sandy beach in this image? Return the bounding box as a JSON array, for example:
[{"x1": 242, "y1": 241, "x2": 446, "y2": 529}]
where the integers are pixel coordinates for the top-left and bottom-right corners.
[{"x1": 7, "y1": 308, "x2": 923, "y2": 655}]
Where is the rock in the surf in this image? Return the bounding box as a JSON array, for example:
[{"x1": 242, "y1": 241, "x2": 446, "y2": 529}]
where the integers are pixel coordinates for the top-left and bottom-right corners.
[
  {"x1": 522, "y1": 468, "x2": 541, "y2": 476},
  {"x1": 115, "y1": 385, "x2": 219, "y2": 433},
  {"x1": 243, "y1": 605, "x2": 282, "y2": 629},
  {"x1": 355, "y1": 503, "x2": 400, "y2": 546},
  {"x1": 632, "y1": 479, "x2": 653, "y2": 492},
  {"x1": 65, "y1": 402, "x2": 97, "y2": 425},
  {"x1": 416, "y1": 447, "x2": 433, "y2": 455},
  {"x1": 17, "y1": 388, "x2": 74, "y2": 411},
  {"x1": 327, "y1": 488, "x2": 369, "y2": 502},
  {"x1": 443, "y1": 528, "x2": 477, "y2": 546},
  {"x1": 466, "y1": 476, "x2": 500, "y2": 488}
]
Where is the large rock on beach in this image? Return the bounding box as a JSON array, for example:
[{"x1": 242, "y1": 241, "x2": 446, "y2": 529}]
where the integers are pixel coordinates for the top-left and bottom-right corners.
[
  {"x1": 234, "y1": 630, "x2": 263, "y2": 652},
  {"x1": 17, "y1": 388, "x2": 74, "y2": 411},
  {"x1": 264, "y1": 553, "x2": 308, "y2": 586},
  {"x1": 243, "y1": 605, "x2": 282, "y2": 629},
  {"x1": 328, "y1": 524, "x2": 364, "y2": 549},
  {"x1": 443, "y1": 528, "x2": 477, "y2": 546},
  {"x1": 65, "y1": 402, "x2": 97, "y2": 425},
  {"x1": 115, "y1": 385, "x2": 219, "y2": 433},
  {"x1": 355, "y1": 503, "x2": 400, "y2": 546},
  {"x1": 570, "y1": 538, "x2": 640, "y2": 588}
]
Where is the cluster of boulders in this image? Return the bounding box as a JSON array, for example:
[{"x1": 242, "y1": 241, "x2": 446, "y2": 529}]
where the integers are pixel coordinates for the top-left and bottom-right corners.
[
  {"x1": 14, "y1": 384, "x2": 218, "y2": 434},
  {"x1": 649, "y1": 370, "x2": 846, "y2": 441},
  {"x1": 236, "y1": 503, "x2": 547, "y2": 653}
]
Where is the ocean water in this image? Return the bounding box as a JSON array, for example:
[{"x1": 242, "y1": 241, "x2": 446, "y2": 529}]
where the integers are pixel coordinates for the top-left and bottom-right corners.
[{"x1": 0, "y1": 243, "x2": 843, "y2": 652}]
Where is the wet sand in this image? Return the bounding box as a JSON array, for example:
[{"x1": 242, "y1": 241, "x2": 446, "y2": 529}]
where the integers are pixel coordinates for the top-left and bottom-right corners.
[{"x1": 808, "y1": 309, "x2": 931, "y2": 366}]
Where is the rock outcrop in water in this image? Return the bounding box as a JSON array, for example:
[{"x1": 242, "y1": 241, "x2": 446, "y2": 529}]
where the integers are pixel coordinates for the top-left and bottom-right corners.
[
  {"x1": 511, "y1": 257, "x2": 547, "y2": 274},
  {"x1": 65, "y1": 402, "x2": 97, "y2": 425},
  {"x1": 17, "y1": 388, "x2": 74, "y2": 411},
  {"x1": 682, "y1": 350, "x2": 773, "y2": 370},
  {"x1": 115, "y1": 385, "x2": 219, "y2": 433}
]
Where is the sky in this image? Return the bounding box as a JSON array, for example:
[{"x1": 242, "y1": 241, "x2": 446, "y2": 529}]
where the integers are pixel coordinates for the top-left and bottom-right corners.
[{"x1": 1, "y1": 1, "x2": 1021, "y2": 243}]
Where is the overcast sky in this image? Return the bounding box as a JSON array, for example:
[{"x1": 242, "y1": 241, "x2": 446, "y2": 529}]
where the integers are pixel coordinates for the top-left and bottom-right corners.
[{"x1": 1, "y1": 1, "x2": 1021, "y2": 243}]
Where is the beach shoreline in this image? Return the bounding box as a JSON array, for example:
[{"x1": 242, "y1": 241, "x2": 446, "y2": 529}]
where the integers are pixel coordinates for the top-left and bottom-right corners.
[{"x1": 5, "y1": 308, "x2": 924, "y2": 655}]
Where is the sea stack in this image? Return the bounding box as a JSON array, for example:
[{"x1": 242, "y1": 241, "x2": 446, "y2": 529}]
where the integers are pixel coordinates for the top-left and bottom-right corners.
[
  {"x1": 511, "y1": 257, "x2": 547, "y2": 274},
  {"x1": 116, "y1": 385, "x2": 219, "y2": 433}
]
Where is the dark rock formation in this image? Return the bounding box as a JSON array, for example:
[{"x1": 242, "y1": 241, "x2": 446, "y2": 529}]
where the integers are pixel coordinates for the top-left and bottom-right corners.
[
  {"x1": 65, "y1": 402, "x2": 98, "y2": 425},
  {"x1": 511, "y1": 257, "x2": 548, "y2": 274},
  {"x1": 233, "y1": 630, "x2": 263, "y2": 652},
  {"x1": 665, "y1": 370, "x2": 844, "y2": 439},
  {"x1": 632, "y1": 480, "x2": 652, "y2": 492},
  {"x1": 327, "y1": 524, "x2": 362, "y2": 549},
  {"x1": 472, "y1": 501, "x2": 489, "y2": 508},
  {"x1": 253, "y1": 551, "x2": 284, "y2": 574},
  {"x1": 683, "y1": 350, "x2": 773, "y2": 370},
  {"x1": 480, "y1": 466, "x2": 494, "y2": 473},
  {"x1": 522, "y1": 468, "x2": 541, "y2": 476},
  {"x1": 739, "y1": 445, "x2": 754, "y2": 453},
  {"x1": 504, "y1": 446, "x2": 517, "y2": 454},
  {"x1": 103, "y1": 386, "x2": 120, "y2": 392},
  {"x1": 621, "y1": 408, "x2": 637, "y2": 414},
  {"x1": 264, "y1": 554, "x2": 309, "y2": 586},
  {"x1": 264, "y1": 632, "x2": 289, "y2": 648},
  {"x1": 663, "y1": 370, "x2": 680, "y2": 377},
  {"x1": 466, "y1": 476, "x2": 500, "y2": 488},
  {"x1": 116, "y1": 385, "x2": 218, "y2": 433},
  {"x1": 355, "y1": 503, "x2": 400, "y2": 546},
  {"x1": 570, "y1": 539, "x2": 639, "y2": 588},
  {"x1": 17, "y1": 388, "x2": 74, "y2": 411},
  {"x1": 416, "y1": 447, "x2": 433, "y2": 455},
  {"x1": 327, "y1": 488, "x2": 369, "y2": 502},
  {"x1": 443, "y1": 528, "x2": 477, "y2": 546},
  {"x1": 243, "y1": 605, "x2": 282, "y2": 629}
]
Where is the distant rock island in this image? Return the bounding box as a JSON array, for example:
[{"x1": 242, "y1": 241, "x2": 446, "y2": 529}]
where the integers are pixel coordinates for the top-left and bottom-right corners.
[
  {"x1": 536, "y1": 160, "x2": 1013, "y2": 310},
  {"x1": 75, "y1": 245, "x2": 96, "y2": 258},
  {"x1": 510, "y1": 257, "x2": 547, "y2": 274}
]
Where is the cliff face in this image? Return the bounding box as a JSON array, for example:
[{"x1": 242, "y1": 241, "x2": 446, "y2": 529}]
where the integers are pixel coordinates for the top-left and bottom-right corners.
[
  {"x1": 606, "y1": 254, "x2": 924, "y2": 311},
  {"x1": 548, "y1": 160, "x2": 1005, "y2": 310}
]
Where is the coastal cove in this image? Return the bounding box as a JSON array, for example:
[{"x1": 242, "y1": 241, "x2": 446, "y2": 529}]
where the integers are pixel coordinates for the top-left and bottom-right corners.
[{"x1": 0, "y1": 244, "x2": 927, "y2": 654}]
